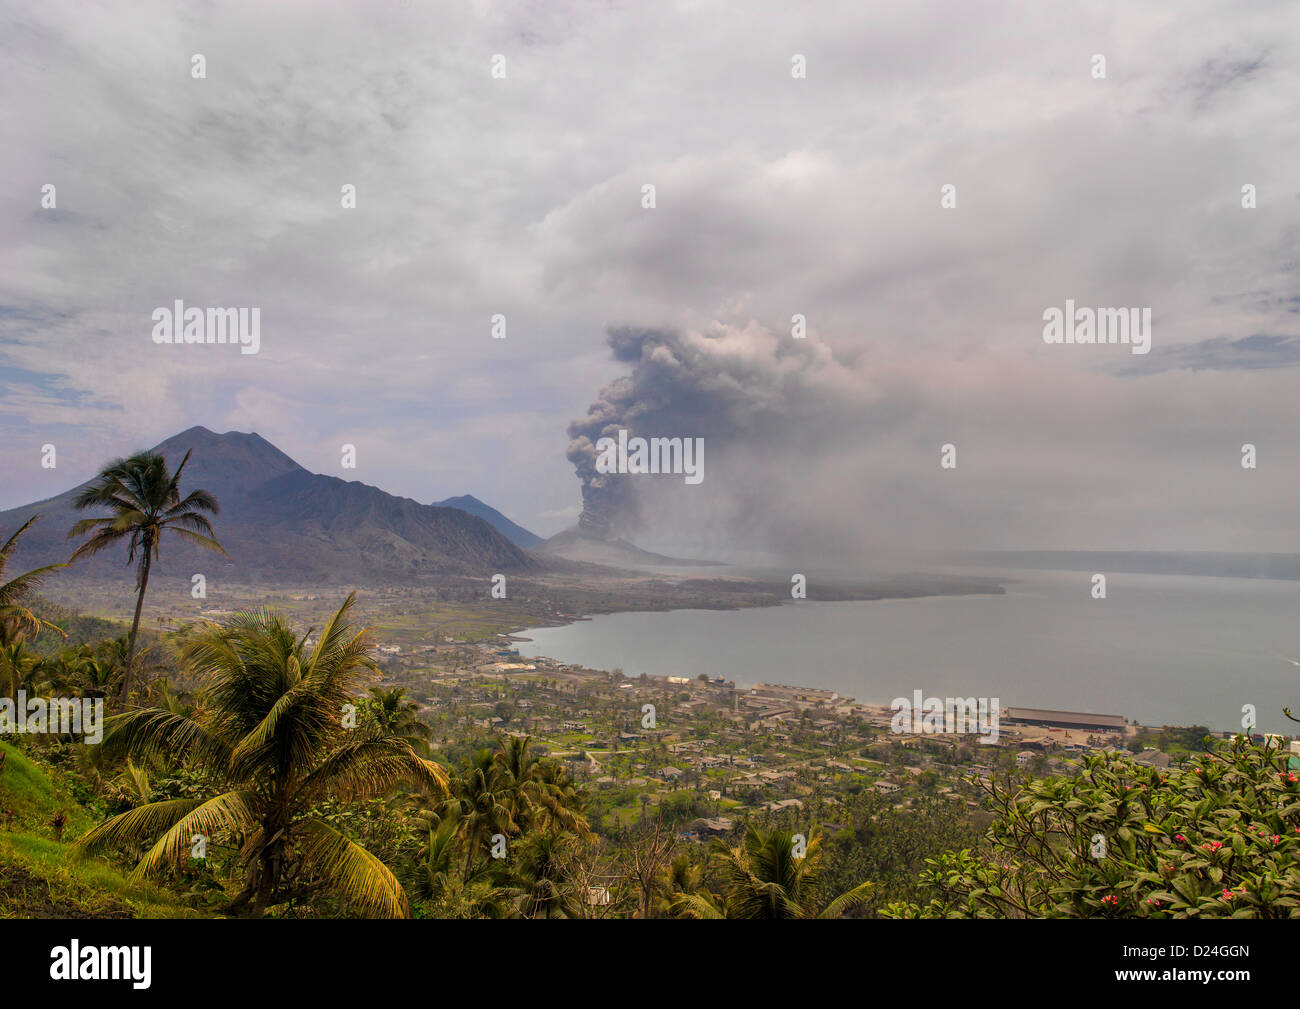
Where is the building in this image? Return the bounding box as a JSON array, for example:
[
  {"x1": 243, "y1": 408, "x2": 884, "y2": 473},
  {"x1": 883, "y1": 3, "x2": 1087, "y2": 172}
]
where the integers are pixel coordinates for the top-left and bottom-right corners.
[
  {"x1": 750, "y1": 683, "x2": 840, "y2": 705},
  {"x1": 1004, "y1": 707, "x2": 1127, "y2": 732},
  {"x1": 751, "y1": 708, "x2": 797, "y2": 723},
  {"x1": 687, "y1": 817, "x2": 734, "y2": 837}
]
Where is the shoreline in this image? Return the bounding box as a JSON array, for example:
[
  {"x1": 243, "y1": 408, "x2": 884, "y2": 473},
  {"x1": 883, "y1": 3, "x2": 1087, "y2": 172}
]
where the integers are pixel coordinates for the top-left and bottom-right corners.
[{"x1": 500, "y1": 592, "x2": 1283, "y2": 738}]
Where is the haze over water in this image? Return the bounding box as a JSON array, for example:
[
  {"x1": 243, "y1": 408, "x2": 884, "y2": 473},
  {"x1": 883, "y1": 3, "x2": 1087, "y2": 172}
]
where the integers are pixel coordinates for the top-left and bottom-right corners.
[{"x1": 518, "y1": 569, "x2": 1300, "y2": 735}]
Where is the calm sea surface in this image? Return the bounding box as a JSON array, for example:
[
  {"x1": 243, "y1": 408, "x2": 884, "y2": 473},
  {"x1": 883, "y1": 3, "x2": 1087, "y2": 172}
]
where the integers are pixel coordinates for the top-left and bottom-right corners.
[{"x1": 516, "y1": 569, "x2": 1300, "y2": 734}]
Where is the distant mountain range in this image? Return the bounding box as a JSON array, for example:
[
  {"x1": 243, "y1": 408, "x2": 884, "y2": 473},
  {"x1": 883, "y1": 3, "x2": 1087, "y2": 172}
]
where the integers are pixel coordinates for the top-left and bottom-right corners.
[
  {"x1": 0, "y1": 427, "x2": 537, "y2": 584},
  {"x1": 432, "y1": 495, "x2": 542, "y2": 549}
]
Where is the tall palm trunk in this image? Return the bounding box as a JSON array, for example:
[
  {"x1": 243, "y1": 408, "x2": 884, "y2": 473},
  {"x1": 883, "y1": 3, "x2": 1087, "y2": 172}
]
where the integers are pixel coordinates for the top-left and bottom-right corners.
[
  {"x1": 122, "y1": 549, "x2": 152, "y2": 702},
  {"x1": 225, "y1": 819, "x2": 289, "y2": 916},
  {"x1": 465, "y1": 832, "x2": 480, "y2": 880}
]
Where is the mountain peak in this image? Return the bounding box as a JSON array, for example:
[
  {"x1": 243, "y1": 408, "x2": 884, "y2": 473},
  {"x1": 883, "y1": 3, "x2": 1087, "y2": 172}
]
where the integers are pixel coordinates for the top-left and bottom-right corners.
[
  {"x1": 438, "y1": 494, "x2": 484, "y2": 508},
  {"x1": 148, "y1": 427, "x2": 305, "y2": 488},
  {"x1": 1, "y1": 427, "x2": 536, "y2": 582},
  {"x1": 432, "y1": 494, "x2": 542, "y2": 549}
]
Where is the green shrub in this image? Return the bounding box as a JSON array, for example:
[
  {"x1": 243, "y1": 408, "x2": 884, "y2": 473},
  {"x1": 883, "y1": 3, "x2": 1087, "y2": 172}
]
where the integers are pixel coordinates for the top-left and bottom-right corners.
[{"x1": 885, "y1": 737, "x2": 1300, "y2": 918}]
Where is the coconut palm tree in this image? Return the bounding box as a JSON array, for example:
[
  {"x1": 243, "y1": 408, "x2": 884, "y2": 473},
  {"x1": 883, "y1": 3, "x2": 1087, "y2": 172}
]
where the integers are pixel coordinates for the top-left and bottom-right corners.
[
  {"x1": 492, "y1": 734, "x2": 590, "y2": 837},
  {"x1": 656, "y1": 850, "x2": 705, "y2": 917},
  {"x1": 672, "y1": 824, "x2": 873, "y2": 919},
  {"x1": 433, "y1": 749, "x2": 520, "y2": 877},
  {"x1": 0, "y1": 639, "x2": 51, "y2": 702},
  {"x1": 67, "y1": 450, "x2": 225, "y2": 699},
  {"x1": 404, "y1": 816, "x2": 514, "y2": 916},
  {"x1": 63, "y1": 640, "x2": 125, "y2": 700},
  {"x1": 421, "y1": 736, "x2": 590, "y2": 882},
  {"x1": 0, "y1": 636, "x2": 78, "y2": 705},
  {"x1": 502, "y1": 831, "x2": 584, "y2": 919},
  {"x1": 409, "y1": 817, "x2": 462, "y2": 900},
  {"x1": 0, "y1": 515, "x2": 66, "y2": 652},
  {"x1": 71, "y1": 593, "x2": 448, "y2": 917},
  {"x1": 366, "y1": 686, "x2": 432, "y2": 754}
]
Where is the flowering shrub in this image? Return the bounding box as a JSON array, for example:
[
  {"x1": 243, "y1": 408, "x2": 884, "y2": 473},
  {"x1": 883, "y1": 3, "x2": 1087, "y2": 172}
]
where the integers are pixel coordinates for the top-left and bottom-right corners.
[{"x1": 883, "y1": 736, "x2": 1300, "y2": 918}]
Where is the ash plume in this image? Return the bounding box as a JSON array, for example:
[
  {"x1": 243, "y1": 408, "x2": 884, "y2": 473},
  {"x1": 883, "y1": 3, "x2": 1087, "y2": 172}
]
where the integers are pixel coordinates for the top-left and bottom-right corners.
[{"x1": 565, "y1": 322, "x2": 899, "y2": 555}]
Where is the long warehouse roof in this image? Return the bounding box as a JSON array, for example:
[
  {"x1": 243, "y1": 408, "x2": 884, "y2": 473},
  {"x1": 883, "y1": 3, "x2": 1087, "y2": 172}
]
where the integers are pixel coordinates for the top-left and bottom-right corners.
[{"x1": 1004, "y1": 707, "x2": 1127, "y2": 728}]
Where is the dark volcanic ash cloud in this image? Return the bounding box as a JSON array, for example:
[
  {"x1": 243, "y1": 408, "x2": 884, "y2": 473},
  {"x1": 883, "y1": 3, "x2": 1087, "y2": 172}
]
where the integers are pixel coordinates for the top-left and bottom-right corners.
[{"x1": 565, "y1": 322, "x2": 905, "y2": 552}]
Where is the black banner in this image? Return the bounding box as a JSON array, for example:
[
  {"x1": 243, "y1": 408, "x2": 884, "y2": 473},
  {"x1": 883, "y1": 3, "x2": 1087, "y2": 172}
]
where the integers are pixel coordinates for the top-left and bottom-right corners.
[{"x1": 0, "y1": 918, "x2": 1271, "y2": 996}]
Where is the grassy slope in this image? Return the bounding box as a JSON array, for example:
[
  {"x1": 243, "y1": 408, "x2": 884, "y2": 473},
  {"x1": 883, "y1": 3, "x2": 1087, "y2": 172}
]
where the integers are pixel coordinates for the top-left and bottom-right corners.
[{"x1": 0, "y1": 740, "x2": 210, "y2": 918}]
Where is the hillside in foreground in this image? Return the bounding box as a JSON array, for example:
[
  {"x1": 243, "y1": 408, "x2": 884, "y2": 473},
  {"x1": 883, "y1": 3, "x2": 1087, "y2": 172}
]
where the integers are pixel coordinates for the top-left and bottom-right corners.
[{"x1": 0, "y1": 742, "x2": 211, "y2": 919}]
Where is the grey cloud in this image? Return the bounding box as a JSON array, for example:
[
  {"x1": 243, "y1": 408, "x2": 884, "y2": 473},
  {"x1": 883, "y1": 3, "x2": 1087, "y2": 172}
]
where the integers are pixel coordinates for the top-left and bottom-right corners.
[
  {"x1": 1115, "y1": 333, "x2": 1300, "y2": 375},
  {"x1": 2, "y1": 0, "x2": 1300, "y2": 552}
]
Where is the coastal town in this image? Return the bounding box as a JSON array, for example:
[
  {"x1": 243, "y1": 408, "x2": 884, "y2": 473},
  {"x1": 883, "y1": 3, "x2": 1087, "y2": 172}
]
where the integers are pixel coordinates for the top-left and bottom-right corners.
[{"x1": 370, "y1": 629, "x2": 1300, "y2": 839}]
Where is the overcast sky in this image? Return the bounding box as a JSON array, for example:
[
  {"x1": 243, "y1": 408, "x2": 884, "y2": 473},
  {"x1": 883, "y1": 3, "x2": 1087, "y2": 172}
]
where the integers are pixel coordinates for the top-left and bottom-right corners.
[{"x1": 2, "y1": 0, "x2": 1297, "y2": 562}]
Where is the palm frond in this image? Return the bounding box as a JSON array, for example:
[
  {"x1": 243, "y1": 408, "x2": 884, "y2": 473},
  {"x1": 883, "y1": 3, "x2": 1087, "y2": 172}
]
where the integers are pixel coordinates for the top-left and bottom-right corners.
[
  {"x1": 99, "y1": 707, "x2": 232, "y2": 769},
  {"x1": 297, "y1": 739, "x2": 448, "y2": 805},
  {"x1": 131, "y1": 790, "x2": 258, "y2": 879},
  {"x1": 671, "y1": 892, "x2": 727, "y2": 918},
  {"x1": 71, "y1": 797, "x2": 206, "y2": 858},
  {"x1": 165, "y1": 526, "x2": 229, "y2": 555},
  {"x1": 296, "y1": 819, "x2": 410, "y2": 918},
  {"x1": 819, "y1": 880, "x2": 875, "y2": 918}
]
